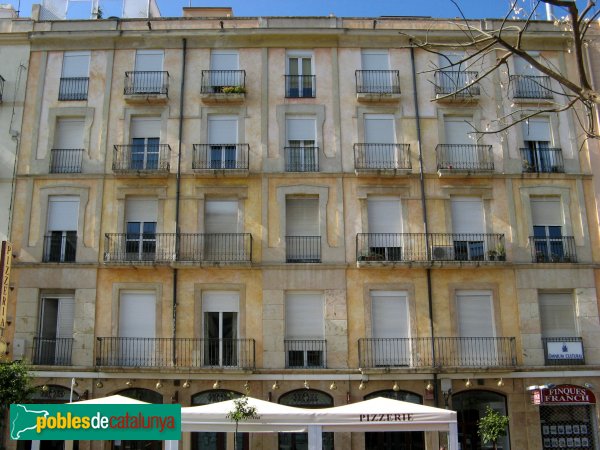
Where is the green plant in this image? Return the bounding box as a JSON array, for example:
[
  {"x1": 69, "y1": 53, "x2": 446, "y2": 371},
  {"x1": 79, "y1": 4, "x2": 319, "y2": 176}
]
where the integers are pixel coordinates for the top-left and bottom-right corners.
[
  {"x1": 221, "y1": 85, "x2": 246, "y2": 94},
  {"x1": 0, "y1": 360, "x2": 35, "y2": 437},
  {"x1": 477, "y1": 406, "x2": 509, "y2": 450},
  {"x1": 226, "y1": 396, "x2": 260, "y2": 450}
]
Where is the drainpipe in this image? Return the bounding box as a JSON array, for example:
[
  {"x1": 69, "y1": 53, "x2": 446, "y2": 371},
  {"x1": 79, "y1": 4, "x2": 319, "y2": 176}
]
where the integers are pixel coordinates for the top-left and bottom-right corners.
[
  {"x1": 173, "y1": 38, "x2": 187, "y2": 365},
  {"x1": 410, "y1": 45, "x2": 438, "y2": 406}
]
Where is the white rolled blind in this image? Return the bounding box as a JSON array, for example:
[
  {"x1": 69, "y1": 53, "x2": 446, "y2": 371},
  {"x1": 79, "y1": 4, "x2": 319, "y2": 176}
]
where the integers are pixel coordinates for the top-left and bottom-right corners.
[
  {"x1": 57, "y1": 297, "x2": 75, "y2": 339},
  {"x1": 531, "y1": 197, "x2": 562, "y2": 225},
  {"x1": 135, "y1": 50, "x2": 163, "y2": 71},
  {"x1": 367, "y1": 196, "x2": 402, "y2": 233},
  {"x1": 131, "y1": 117, "x2": 161, "y2": 139},
  {"x1": 514, "y1": 54, "x2": 539, "y2": 75},
  {"x1": 285, "y1": 292, "x2": 324, "y2": 338},
  {"x1": 439, "y1": 51, "x2": 464, "y2": 67},
  {"x1": 205, "y1": 200, "x2": 238, "y2": 234},
  {"x1": 523, "y1": 118, "x2": 551, "y2": 142},
  {"x1": 457, "y1": 290, "x2": 495, "y2": 337},
  {"x1": 202, "y1": 291, "x2": 239, "y2": 312},
  {"x1": 48, "y1": 196, "x2": 79, "y2": 231},
  {"x1": 286, "y1": 117, "x2": 316, "y2": 141},
  {"x1": 539, "y1": 293, "x2": 577, "y2": 338},
  {"x1": 286, "y1": 198, "x2": 319, "y2": 236},
  {"x1": 361, "y1": 51, "x2": 389, "y2": 70},
  {"x1": 364, "y1": 114, "x2": 395, "y2": 144},
  {"x1": 208, "y1": 116, "x2": 238, "y2": 144},
  {"x1": 62, "y1": 51, "x2": 90, "y2": 78},
  {"x1": 371, "y1": 291, "x2": 409, "y2": 339},
  {"x1": 211, "y1": 51, "x2": 239, "y2": 70},
  {"x1": 118, "y1": 291, "x2": 156, "y2": 338},
  {"x1": 55, "y1": 118, "x2": 84, "y2": 149},
  {"x1": 451, "y1": 197, "x2": 484, "y2": 234},
  {"x1": 125, "y1": 197, "x2": 157, "y2": 223},
  {"x1": 444, "y1": 116, "x2": 474, "y2": 144}
]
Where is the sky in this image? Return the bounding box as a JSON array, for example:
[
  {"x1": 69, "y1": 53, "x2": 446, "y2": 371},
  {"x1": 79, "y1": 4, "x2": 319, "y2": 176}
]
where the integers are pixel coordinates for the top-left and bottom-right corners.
[{"x1": 12, "y1": 0, "x2": 596, "y2": 21}]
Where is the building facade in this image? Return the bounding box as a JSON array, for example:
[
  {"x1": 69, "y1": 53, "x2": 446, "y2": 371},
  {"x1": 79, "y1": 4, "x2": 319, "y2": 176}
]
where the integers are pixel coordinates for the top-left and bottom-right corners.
[{"x1": 3, "y1": 9, "x2": 600, "y2": 450}]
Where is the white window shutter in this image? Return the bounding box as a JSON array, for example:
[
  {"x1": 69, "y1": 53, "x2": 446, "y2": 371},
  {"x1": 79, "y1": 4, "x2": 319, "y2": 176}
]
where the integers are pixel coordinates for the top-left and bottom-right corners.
[
  {"x1": 439, "y1": 51, "x2": 464, "y2": 67},
  {"x1": 48, "y1": 196, "x2": 79, "y2": 231},
  {"x1": 539, "y1": 293, "x2": 577, "y2": 338},
  {"x1": 135, "y1": 50, "x2": 163, "y2": 71},
  {"x1": 62, "y1": 51, "x2": 90, "y2": 78},
  {"x1": 285, "y1": 292, "x2": 324, "y2": 339},
  {"x1": 361, "y1": 51, "x2": 389, "y2": 70},
  {"x1": 286, "y1": 117, "x2": 316, "y2": 142},
  {"x1": 531, "y1": 197, "x2": 562, "y2": 226},
  {"x1": 367, "y1": 196, "x2": 402, "y2": 234},
  {"x1": 208, "y1": 116, "x2": 238, "y2": 144},
  {"x1": 371, "y1": 291, "x2": 409, "y2": 338},
  {"x1": 444, "y1": 116, "x2": 474, "y2": 145},
  {"x1": 457, "y1": 290, "x2": 495, "y2": 337},
  {"x1": 118, "y1": 291, "x2": 156, "y2": 338},
  {"x1": 451, "y1": 197, "x2": 484, "y2": 234},
  {"x1": 125, "y1": 197, "x2": 158, "y2": 223},
  {"x1": 205, "y1": 200, "x2": 238, "y2": 234},
  {"x1": 514, "y1": 55, "x2": 539, "y2": 75},
  {"x1": 55, "y1": 118, "x2": 84, "y2": 149},
  {"x1": 57, "y1": 297, "x2": 75, "y2": 339},
  {"x1": 131, "y1": 117, "x2": 161, "y2": 139},
  {"x1": 286, "y1": 198, "x2": 319, "y2": 236},
  {"x1": 202, "y1": 291, "x2": 239, "y2": 312},
  {"x1": 210, "y1": 51, "x2": 239, "y2": 70},
  {"x1": 364, "y1": 114, "x2": 395, "y2": 144},
  {"x1": 523, "y1": 118, "x2": 551, "y2": 142}
]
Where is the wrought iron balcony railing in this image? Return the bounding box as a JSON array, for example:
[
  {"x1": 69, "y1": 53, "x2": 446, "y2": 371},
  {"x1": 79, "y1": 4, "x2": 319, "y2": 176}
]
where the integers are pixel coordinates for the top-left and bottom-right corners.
[
  {"x1": 434, "y1": 70, "x2": 480, "y2": 97},
  {"x1": 285, "y1": 75, "x2": 315, "y2": 98},
  {"x1": 285, "y1": 339, "x2": 327, "y2": 368},
  {"x1": 510, "y1": 75, "x2": 553, "y2": 99},
  {"x1": 429, "y1": 233, "x2": 505, "y2": 262},
  {"x1": 32, "y1": 337, "x2": 73, "y2": 366},
  {"x1": 284, "y1": 147, "x2": 319, "y2": 172},
  {"x1": 104, "y1": 233, "x2": 174, "y2": 264},
  {"x1": 192, "y1": 144, "x2": 249, "y2": 170},
  {"x1": 43, "y1": 233, "x2": 77, "y2": 263},
  {"x1": 178, "y1": 233, "x2": 253, "y2": 263},
  {"x1": 358, "y1": 337, "x2": 517, "y2": 368},
  {"x1": 355, "y1": 70, "x2": 401, "y2": 94},
  {"x1": 112, "y1": 144, "x2": 171, "y2": 172},
  {"x1": 124, "y1": 71, "x2": 169, "y2": 95},
  {"x1": 520, "y1": 148, "x2": 564, "y2": 173},
  {"x1": 436, "y1": 144, "x2": 494, "y2": 171},
  {"x1": 542, "y1": 337, "x2": 585, "y2": 366},
  {"x1": 50, "y1": 148, "x2": 83, "y2": 173},
  {"x1": 95, "y1": 337, "x2": 255, "y2": 369},
  {"x1": 58, "y1": 77, "x2": 89, "y2": 101},
  {"x1": 200, "y1": 70, "x2": 246, "y2": 94},
  {"x1": 357, "y1": 233, "x2": 427, "y2": 262},
  {"x1": 354, "y1": 143, "x2": 411, "y2": 171},
  {"x1": 529, "y1": 236, "x2": 577, "y2": 263},
  {"x1": 286, "y1": 236, "x2": 321, "y2": 263}
]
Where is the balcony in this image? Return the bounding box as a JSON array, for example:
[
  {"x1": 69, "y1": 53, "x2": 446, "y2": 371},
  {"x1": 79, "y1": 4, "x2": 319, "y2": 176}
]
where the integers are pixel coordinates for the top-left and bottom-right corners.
[
  {"x1": 284, "y1": 146, "x2": 319, "y2": 172},
  {"x1": 436, "y1": 144, "x2": 494, "y2": 173},
  {"x1": 192, "y1": 144, "x2": 249, "y2": 172},
  {"x1": 32, "y1": 337, "x2": 73, "y2": 366},
  {"x1": 95, "y1": 337, "x2": 255, "y2": 369},
  {"x1": 434, "y1": 70, "x2": 480, "y2": 101},
  {"x1": 104, "y1": 233, "x2": 175, "y2": 264},
  {"x1": 520, "y1": 148, "x2": 564, "y2": 173},
  {"x1": 58, "y1": 77, "x2": 89, "y2": 101},
  {"x1": 43, "y1": 233, "x2": 77, "y2": 263},
  {"x1": 358, "y1": 337, "x2": 517, "y2": 369},
  {"x1": 124, "y1": 71, "x2": 169, "y2": 102},
  {"x1": 50, "y1": 148, "x2": 83, "y2": 173},
  {"x1": 429, "y1": 233, "x2": 506, "y2": 262},
  {"x1": 286, "y1": 236, "x2": 321, "y2": 263},
  {"x1": 178, "y1": 233, "x2": 252, "y2": 263},
  {"x1": 510, "y1": 75, "x2": 553, "y2": 100},
  {"x1": 355, "y1": 70, "x2": 401, "y2": 101},
  {"x1": 542, "y1": 337, "x2": 585, "y2": 366},
  {"x1": 285, "y1": 339, "x2": 327, "y2": 368},
  {"x1": 529, "y1": 236, "x2": 577, "y2": 263},
  {"x1": 200, "y1": 70, "x2": 246, "y2": 103},
  {"x1": 112, "y1": 144, "x2": 171, "y2": 173},
  {"x1": 353, "y1": 143, "x2": 411, "y2": 173},
  {"x1": 285, "y1": 75, "x2": 315, "y2": 98},
  {"x1": 357, "y1": 233, "x2": 427, "y2": 263}
]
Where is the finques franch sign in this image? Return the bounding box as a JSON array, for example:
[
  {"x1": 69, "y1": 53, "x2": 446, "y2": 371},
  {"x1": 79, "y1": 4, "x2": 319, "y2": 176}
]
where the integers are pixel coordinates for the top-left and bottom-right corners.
[{"x1": 530, "y1": 385, "x2": 596, "y2": 405}]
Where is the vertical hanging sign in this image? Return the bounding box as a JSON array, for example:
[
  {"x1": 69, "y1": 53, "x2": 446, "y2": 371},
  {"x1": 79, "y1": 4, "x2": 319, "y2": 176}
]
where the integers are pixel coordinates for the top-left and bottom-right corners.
[{"x1": 0, "y1": 241, "x2": 12, "y2": 330}]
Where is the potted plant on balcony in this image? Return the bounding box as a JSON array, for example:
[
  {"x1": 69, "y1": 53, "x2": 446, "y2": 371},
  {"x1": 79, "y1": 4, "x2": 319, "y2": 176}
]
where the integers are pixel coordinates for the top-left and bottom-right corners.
[
  {"x1": 221, "y1": 86, "x2": 246, "y2": 94},
  {"x1": 478, "y1": 406, "x2": 509, "y2": 450},
  {"x1": 495, "y1": 243, "x2": 506, "y2": 261}
]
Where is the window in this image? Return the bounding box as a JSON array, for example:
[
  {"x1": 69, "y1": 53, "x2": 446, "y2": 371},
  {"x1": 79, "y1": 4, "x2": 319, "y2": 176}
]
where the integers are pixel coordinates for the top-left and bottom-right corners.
[
  {"x1": 456, "y1": 290, "x2": 497, "y2": 365},
  {"x1": 285, "y1": 116, "x2": 317, "y2": 172},
  {"x1": 522, "y1": 118, "x2": 560, "y2": 173},
  {"x1": 131, "y1": 50, "x2": 164, "y2": 94},
  {"x1": 45, "y1": 196, "x2": 78, "y2": 262},
  {"x1": 35, "y1": 296, "x2": 74, "y2": 365},
  {"x1": 539, "y1": 293, "x2": 577, "y2": 338},
  {"x1": 202, "y1": 291, "x2": 239, "y2": 367},
  {"x1": 366, "y1": 196, "x2": 402, "y2": 261},
  {"x1": 125, "y1": 197, "x2": 157, "y2": 261},
  {"x1": 208, "y1": 115, "x2": 238, "y2": 169},
  {"x1": 451, "y1": 197, "x2": 485, "y2": 261},
  {"x1": 513, "y1": 53, "x2": 552, "y2": 98},
  {"x1": 286, "y1": 197, "x2": 320, "y2": 262},
  {"x1": 118, "y1": 291, "x2": 156, "y2": 366},
  {"x1": 359, "y1": 50, "x2": 396, "y2": 94},
  {"x1": 370, "y1": 291, "x2": 410, "y2": 366},
  {"x1": 130, "y1": 117, "x2": 161, "y2": 170},
  {"x1": 204, "y1": 199, "x2": 239, "y2": 260},
  {"x1": 286, "y1": 52, "x2": 314, "y2": 98},
  {"x1": 531, "y1": 197, "x2": 566, "y2": 262},
  {"x1": 363, "y1": 114, "x2": 396, "y2": 169},
  {"x1": 51, "y1": 119, "x2": 84, "y2": 173},
  {"x1": 208, "y1": 50, "x2": 242, "y2": 92},
  {"x1": 435, "y1": 51, "x2": 476, "y2": 96},
  {"x1": 285, "y1": 292, "x2": 325, "y2": 368},
  {"x1": 60, "y1": 51, "x2": 89, "y2": 100}
]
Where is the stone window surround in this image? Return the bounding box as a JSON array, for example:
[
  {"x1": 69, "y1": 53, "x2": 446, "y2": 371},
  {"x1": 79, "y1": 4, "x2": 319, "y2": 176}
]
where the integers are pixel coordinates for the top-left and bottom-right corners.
[
  {"x1": 357, "y1": 185, "x2": 410, "y2": 234},
  {"x1": 362, "y1": 283, "x2": 417, "y2": 340},
  {"x1": 193, "y1": 283, "x2": 247, "y2": 339},
  {"x1": 115, "y1": 186, "x2": 168, "y2": 234},
  {"x1": 436, "y1": 108, "x2": 483, "y2": 146},
  {"x1": 447, "y1": 284, "x2": 502, "y2": 338},
  {"x1": 198, "y1": 106, "x2": 247, "y2": 145},
  {"x1": 110, "y1": 284, "x2": 163, "y2": 338},
  {"x1": 439, "y1": 186, "x2": 494, "y2": 234},
  {"x1": 194, "y1": 186, "x2": 248, "y2": 234},
  {"x1": 122, "y1": 107, "x2": 169, "y2": 144},
  {"x1": 276, "y1": 104, "x2": 326, "y2": 159},
  {"x1": 42, "y1": 106, "x2": 95, "y2": 162},
  {"x1": 355, "y1": 106, "x2": 404, "y2": 145}
]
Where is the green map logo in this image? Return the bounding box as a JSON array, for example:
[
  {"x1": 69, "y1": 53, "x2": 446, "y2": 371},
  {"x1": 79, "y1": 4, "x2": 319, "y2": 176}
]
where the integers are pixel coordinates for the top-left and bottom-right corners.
[{"x1": 10, "y1": 404, "x2": 181, "y2": 440}]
